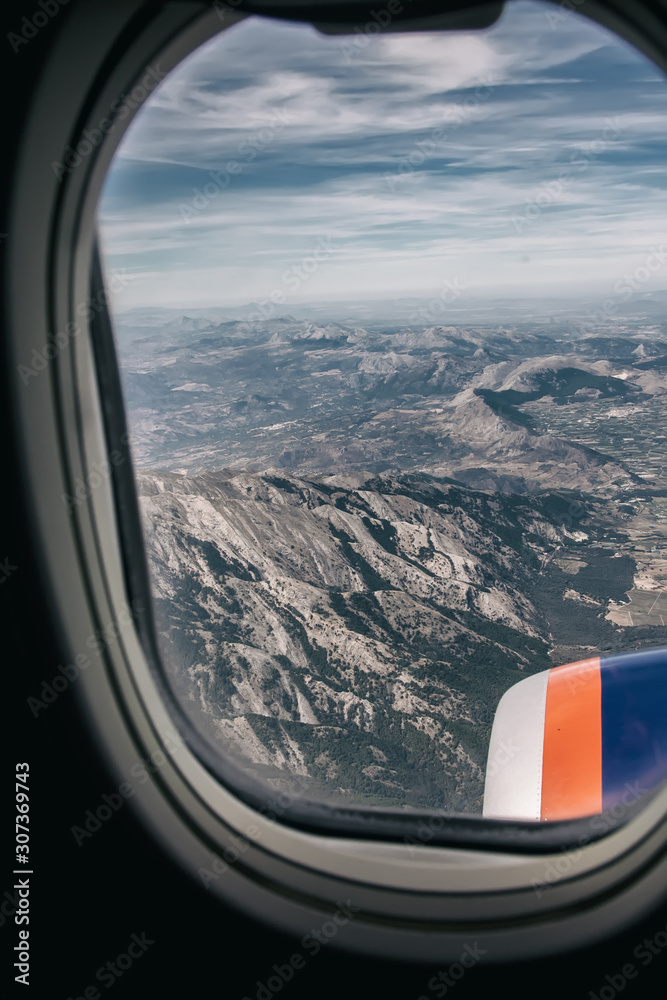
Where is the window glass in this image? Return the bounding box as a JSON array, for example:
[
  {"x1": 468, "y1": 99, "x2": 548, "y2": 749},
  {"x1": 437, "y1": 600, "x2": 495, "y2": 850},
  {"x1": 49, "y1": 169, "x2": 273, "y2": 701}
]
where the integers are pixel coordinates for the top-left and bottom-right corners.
[{"x1": 98, "y1": 0, "x2": 667, "y2": 816}]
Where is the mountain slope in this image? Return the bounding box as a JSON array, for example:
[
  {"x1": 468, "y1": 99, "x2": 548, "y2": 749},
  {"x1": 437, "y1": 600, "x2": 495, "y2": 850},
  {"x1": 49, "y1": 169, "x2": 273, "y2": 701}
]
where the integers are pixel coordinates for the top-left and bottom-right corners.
[{"x1": 137, "y1": 468, "x2": 615, "y2": 812}]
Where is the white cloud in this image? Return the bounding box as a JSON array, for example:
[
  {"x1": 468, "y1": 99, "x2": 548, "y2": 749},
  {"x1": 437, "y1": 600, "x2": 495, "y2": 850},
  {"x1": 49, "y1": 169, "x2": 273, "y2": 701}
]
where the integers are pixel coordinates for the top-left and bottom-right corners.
[{"x1": 99, "y1": 0, "x2": 667, "y2": 310}]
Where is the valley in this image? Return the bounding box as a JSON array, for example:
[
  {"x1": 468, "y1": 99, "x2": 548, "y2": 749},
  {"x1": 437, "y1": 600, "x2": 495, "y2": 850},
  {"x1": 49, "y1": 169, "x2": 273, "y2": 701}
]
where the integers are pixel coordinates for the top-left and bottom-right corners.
[{"x1": 114, "y1": 303, "x2": 667, "y2": 811}]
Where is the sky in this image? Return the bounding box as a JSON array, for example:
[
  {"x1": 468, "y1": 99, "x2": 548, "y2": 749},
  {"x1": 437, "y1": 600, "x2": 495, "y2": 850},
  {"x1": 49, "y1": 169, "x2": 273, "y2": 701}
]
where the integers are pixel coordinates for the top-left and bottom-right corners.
[{"x1": 98, "y1": 0, "x2": 667, "y2": 314}]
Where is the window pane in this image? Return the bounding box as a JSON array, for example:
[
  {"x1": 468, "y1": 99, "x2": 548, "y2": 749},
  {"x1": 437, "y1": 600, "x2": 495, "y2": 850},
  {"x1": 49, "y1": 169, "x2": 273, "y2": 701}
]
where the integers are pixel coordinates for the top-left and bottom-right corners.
[{"x1": 98, "y1": 0, "x2": 667, "y2": 816}]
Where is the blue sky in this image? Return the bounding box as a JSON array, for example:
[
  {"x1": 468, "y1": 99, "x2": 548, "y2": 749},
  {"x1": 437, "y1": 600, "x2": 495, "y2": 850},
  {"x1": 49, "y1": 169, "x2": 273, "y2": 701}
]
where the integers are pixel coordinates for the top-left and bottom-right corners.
[{"x1": 98, "y1": 0, "x2": 667, "y2": 313}]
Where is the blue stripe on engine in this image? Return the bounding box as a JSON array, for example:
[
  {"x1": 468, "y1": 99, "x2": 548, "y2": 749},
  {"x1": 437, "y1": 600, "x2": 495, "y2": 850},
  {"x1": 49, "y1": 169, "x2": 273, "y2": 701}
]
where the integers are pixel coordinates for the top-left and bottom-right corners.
[{"x1": 600, "y1": 647, "x2": 667, "y2": 810}]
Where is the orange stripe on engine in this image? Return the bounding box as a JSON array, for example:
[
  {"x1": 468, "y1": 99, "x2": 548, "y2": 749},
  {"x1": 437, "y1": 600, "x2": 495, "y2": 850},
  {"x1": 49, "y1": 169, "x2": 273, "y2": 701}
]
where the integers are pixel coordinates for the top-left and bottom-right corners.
[{"x1": 540, "y1": 658, "x2": 602, "y2": 821}]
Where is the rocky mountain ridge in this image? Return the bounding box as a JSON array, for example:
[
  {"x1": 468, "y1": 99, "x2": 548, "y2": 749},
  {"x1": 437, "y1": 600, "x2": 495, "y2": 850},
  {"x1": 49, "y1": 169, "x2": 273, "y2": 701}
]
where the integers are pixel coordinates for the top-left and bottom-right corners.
[{"x1": 139, "y1": 467, "x2": 631, "y2": 811}]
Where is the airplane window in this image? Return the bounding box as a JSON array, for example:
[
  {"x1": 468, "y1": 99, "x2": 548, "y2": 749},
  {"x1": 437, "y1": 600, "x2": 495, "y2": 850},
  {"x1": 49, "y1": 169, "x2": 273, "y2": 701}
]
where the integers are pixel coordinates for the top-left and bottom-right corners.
[{"x1": 97, "y1": 0, "x2": 667, "y2": 823}]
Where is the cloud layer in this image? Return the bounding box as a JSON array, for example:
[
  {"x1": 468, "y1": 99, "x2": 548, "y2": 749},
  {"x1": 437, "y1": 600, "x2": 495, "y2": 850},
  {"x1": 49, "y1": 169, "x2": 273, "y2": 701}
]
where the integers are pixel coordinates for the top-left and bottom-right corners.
[{"x1": 98, "y1": 0, "x2": 667, "y2": 312}]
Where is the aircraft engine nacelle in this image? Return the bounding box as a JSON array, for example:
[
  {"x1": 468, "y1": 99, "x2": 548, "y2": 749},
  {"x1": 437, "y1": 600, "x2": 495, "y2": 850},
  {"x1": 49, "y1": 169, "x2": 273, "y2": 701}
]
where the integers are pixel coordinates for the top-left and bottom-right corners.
[{"x1": 482, "y1": 647, "x2": 667, "y2": 821}]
